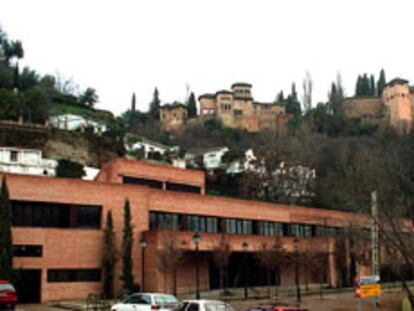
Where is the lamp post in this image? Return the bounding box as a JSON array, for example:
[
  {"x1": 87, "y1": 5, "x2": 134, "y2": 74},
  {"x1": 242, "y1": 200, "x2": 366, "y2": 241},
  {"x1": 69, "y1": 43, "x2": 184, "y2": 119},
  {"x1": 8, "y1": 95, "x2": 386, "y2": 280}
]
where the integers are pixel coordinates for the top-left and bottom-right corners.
[
  {"x1": 294, "y1": 237, "x2": 301, "y2": 304},
  {"x1": 192, "y1": 232, "x2": 201, "y2": 299},
  {"x1": 242, "y1": 241, "x2": 249, "y2": 299},
  {"x1": 139, "y1": 237, "x2": 147, "y2": 292}
]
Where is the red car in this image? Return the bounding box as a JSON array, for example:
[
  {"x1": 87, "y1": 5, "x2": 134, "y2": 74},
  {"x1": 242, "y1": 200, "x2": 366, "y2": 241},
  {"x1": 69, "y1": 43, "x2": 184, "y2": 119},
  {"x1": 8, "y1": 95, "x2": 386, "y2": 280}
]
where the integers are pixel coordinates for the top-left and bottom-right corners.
[
  {"x1": 0, "y1": 280, "x2": 17, "y2": 310},
  {"x1": 247, "y1": 305, "x2": 309, "y2": 311}
]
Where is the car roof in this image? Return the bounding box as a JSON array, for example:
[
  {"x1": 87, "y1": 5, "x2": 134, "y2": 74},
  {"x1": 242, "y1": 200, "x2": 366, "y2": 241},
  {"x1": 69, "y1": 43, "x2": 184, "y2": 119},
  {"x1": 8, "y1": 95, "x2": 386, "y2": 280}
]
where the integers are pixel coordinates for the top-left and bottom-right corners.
[{"x1": 183, "y1": 300, "x2": 227, "y2": 304}]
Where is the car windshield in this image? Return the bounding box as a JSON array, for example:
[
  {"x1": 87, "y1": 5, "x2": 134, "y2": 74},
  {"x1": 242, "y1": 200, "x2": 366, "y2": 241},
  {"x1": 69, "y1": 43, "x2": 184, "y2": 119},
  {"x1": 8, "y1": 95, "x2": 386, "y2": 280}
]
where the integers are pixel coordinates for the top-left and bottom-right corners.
[
  {"x1": 155, "y1": 295, "x2": 179, "y2": 305},
  {"x1": 0, "y1": 284, "x2": 14, "y2": 291},
  {"x1": 205, "y1": 303, "x2": 231, "y2": 311}
]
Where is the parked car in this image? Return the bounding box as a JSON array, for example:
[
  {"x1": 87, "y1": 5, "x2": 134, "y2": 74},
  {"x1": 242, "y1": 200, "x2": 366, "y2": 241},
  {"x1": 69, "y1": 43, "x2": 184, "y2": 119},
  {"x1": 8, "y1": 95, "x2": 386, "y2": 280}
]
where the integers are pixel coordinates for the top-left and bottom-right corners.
[
  {"x1": 0, "y1": 280, "x2": 17, "y2": 310},
  {"x1": 111, "y1": 293, "x2": 180, "y2": 311},
  {"x1": 247, "y1": 305, "x2": 309, "y2": 311},
  {"x1": 175, "y1": 300, "x2": 234, "y2": 311}
]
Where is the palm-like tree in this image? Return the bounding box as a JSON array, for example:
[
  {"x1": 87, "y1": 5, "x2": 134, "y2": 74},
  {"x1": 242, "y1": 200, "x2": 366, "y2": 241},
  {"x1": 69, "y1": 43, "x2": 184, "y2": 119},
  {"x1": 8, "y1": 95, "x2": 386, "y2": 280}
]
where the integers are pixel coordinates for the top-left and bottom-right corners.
[{"x1": 79, "y1": 87, "x2": 98, "y2": 107}]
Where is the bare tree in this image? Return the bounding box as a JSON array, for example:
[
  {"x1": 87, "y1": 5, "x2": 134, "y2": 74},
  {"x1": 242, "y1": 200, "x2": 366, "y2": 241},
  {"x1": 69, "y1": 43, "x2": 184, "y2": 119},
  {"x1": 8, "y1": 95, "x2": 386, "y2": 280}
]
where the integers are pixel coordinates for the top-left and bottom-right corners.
[
  {"x1": 156, "y1": 229, "x2": 184, "y2": 295},
  {"x1": 213, "y1": 232, "x2": 232, "y2": 295},
  {"x1": 256, "y1": 236, "x2": 288, "y2": 297}
]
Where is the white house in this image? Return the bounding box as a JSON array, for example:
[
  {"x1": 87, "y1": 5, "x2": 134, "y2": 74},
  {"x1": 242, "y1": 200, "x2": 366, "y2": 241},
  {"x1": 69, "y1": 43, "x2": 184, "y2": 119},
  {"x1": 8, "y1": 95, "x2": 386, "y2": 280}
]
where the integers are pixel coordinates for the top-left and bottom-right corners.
[
  {"x1": 0, "y1": 147, "x2": 57, "y2": 176},
  {"x1": 185, "y1": 147, "x2": 229, "y2": 170},
  {"x1": 126, "y1": 137, "x2": 181, "y2": 160},
  {"x1": 48, "y1": 114, "x2": 107, "y2": 134}
]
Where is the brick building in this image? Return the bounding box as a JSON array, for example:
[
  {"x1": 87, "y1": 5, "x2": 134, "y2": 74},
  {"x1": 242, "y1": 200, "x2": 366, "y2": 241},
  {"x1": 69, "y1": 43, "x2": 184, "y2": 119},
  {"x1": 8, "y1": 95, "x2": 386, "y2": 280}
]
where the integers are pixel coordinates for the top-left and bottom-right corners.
[
  {"x1": 3, "y1": 158, "x2": 380, "y2": 303},
  {"x1": 198, "y1": 83, "x2": 287, "y2": 133}
]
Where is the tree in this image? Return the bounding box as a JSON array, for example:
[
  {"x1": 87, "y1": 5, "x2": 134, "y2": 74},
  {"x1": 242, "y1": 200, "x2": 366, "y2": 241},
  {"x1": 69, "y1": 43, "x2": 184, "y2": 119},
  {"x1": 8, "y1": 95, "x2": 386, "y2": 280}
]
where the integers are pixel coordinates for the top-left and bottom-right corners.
[
  {"x1": 328, "y1": 74, "x2": 344, "y2": 116},
  {"x1": 19, "y1": 66, "x2": 40, "y2": 91},
  {"x1": 377, "y1": 69, "x2": 386, "y2": 96},
  {"x1": 275, "y1": 90, "x2": 284, "y2": 103},
  {"x1": 0, "y1": 89, "x2": 24, "y2": 121},
  {"x1": 122, "y1": 199, "x2": 134, "y2": 293},
  {"x1": 102, "y1": 211, "x2": 116, "y2": 299},
  {"x1": 149, "y1": 87, "x2": 161, "y2": 120},
  {"x1": 56, "y1": 159, "x2": 85, "y2": 179},
  {"x1": 187, "y1": 92, "x2": 197, "y2": 118},
  {"x1": 0, "y1": 177, "x2": 13, "y2": 281},
  {"x1": 256, "y1": 236, "x2": 288, "y2": 297},
  {"x1": 156, "y1": 229, "x2": 184, "y2": 295},
  {"x1": 369, "y1": 74, "x2": 376, "y2": 96},
  {"x1": 302, "y1": 71, "x2": 313, "y2": 114},
  {"x1": 23, "y1": 86, "x2": 50, "y2": 123},
  {"x1": 2, "y1": 39, "x2": 23, "y2": 64},
  {"x1": 79, "y1": 87, "x2": 98, "y2": 108},
  {"x1": 213, "y1": 232, "x2": 231, "y2": 295},
  {"x1": 131, "y1": 93, "x2": 136, "y2": 111},
  {"x1": 285, "y1": 83, "x2": 301, "y2": 116}
]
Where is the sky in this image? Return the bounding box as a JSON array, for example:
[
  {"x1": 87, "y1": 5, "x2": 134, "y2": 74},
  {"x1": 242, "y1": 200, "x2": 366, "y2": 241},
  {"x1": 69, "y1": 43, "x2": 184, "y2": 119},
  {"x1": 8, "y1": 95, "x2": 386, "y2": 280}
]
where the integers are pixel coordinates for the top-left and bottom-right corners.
[{"x1": 1, "y1": 0, "x2": 414, "y2": 115}]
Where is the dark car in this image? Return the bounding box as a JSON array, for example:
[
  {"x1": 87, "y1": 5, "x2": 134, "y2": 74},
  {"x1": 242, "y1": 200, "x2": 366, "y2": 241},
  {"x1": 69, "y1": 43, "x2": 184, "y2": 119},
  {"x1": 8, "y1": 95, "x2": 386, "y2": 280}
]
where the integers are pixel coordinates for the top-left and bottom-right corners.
[
  {"x1": 247, "y1": 305, "x2": 309, "y2": 311},
  {"x1": 0, "y1": 280, "x2": 17, "y2": 310}
]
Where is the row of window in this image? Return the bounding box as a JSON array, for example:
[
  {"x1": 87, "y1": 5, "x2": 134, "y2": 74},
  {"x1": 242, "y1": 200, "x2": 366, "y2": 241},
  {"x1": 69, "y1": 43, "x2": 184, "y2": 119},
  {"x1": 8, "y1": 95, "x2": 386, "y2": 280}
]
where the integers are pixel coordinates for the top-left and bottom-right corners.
[
  {"x1": 47, "y1": 269, "x2": 101, "y2": 283},
  {"x1": 11, "y1": 200, "x2": 102, "y2": 229},
  {"x1": 13, "y1": 245, "x2": 42, "y2": 257},
  {"x1": 123, "y1": 176, "x2": 201, "y2": 194},
  {"x1": 149, "y1": 211, "x2": 343, "y2": 237}
]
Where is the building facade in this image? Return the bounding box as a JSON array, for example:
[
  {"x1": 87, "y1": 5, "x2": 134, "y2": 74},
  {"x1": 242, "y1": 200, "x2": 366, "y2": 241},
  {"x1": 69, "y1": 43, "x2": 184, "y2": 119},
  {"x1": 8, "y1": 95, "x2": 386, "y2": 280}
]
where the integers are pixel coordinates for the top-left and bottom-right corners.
[
  {"x1": 0, "y1": 147, "x2": 57, "y2": 176},
  {"x1": 198, "y1": 83, "x2": 286, "y2": 133},
  {"x1": 48, "y1": 114, "x2": 107, "y2": 134},
  {"x1": 4, "y1": 158, "x2": 381, "y2": 303},
  {"x1": 160, "y1": 103, "x2": 188, "y2": 131},
  {"x1": 343, "y1": 78, "x2": 414, "y2": 133}
]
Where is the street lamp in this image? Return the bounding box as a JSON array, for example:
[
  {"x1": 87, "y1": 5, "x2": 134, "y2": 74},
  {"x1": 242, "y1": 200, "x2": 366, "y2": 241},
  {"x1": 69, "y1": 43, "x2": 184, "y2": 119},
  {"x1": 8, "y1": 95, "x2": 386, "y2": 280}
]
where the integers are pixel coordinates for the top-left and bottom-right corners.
[
  {"x1": 242, "y1": 241, "x2": 249, "y2": 299},
  {"x1": 192, "y1": 232, "x2": 201, "y2": 299},
  {"x1": 294, "y1": 237, "x2": 301, "y2": 304},
  {"x1": 139, "y1": 237, "x2": 147, "y2": 292}
]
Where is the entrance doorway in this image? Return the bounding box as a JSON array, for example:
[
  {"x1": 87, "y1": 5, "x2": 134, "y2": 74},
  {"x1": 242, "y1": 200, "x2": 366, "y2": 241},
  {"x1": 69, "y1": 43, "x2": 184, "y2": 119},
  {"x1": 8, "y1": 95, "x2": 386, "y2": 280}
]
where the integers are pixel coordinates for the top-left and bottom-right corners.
[{"x1": 14, "y1": 269, "x2": 41, "y2": 303}]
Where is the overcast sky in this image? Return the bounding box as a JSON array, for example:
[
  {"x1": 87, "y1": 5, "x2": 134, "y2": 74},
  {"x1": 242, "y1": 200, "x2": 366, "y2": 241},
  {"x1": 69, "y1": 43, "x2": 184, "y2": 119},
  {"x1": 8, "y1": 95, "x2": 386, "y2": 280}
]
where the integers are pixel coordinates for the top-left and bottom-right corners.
[{"x1": 1, "y1": 0, "x2": 414, "y2": 115}]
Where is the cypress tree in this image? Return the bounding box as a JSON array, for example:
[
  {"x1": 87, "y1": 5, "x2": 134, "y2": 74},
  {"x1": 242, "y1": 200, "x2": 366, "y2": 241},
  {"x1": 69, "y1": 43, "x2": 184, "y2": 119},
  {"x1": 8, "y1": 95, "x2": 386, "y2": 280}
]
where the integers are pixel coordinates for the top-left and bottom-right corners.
[
  {"x1": 285, "y1": 83, "x2": 301, "y2": 116},
  {"x1": 370, "y1": 74, "x2": 376, "y2": 96},
  {"x1": 13, "y1": 63, "x2": 19, "y2": 90},
  {"x1": 276, "y1": 90, "x2": 284, "y2": 103},
  {"x1": 187, "y1": 92, "x2": 197, "y2": 118},
  {"x1": 122, "y1": 199, "x2": 134, "y2": 293},
  {"x1": 0, "y1": 177, "x2": 13, "y2": 281},
  {"x1": 102, "y1": 210, "x2": 116, "y2": 299},
  {"x1": 149, "y1": 88, "x2": 161, "y2": 120},
  {"x1": 361, "y1": 74, "x2": 370, "y2": 96},
  {"x1": 131, "y1": 93, "x2": 136, "y2": 112},
  {"x1": 377, "y1": 69, "x2": 386, "y2": 96},
  {"x1": 355, "y1": 75, "x2": 362, "y2": 96}
]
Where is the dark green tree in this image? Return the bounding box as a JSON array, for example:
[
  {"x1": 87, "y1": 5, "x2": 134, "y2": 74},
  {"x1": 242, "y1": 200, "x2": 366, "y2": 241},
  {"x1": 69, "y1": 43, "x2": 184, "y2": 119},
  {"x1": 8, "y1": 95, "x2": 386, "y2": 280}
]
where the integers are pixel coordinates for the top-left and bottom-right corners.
[
  {"x1": 377, "y1": 69, "x2": 386, "y2": 96},
  {"x1": 131, "y1": 93, "x2": 136, "y2": 112},
  {"x1": 0, "y1": 89, "x2": 24, "y2": 121},
  {"x1": 56, "y1": 159, "x2": 85, "y2": 179},
  {"x1": 328, "y1": 76, "x2": 344, "y2": 116},
  {"x1": 285, "y1": 83, "x2": 301, "y2": 116},
  {"x1": 355, "y1": 75, "x2": 362, "y2": 96},
  {"x1": 79, "y1": 87, "x2": 98, "y2": 108},
  {"x1": 23, "y1": 86, "x2": 50, "y2": 123},
  {"x1": 149, "y1": 87, "x2": 161, "y2": 120},
  {"x1": 102, "y1": 210, "x2": 116, "y2": 299},
  {"x1": 369, "y1": 74, "x2": 376, "y2": 96},
  {"x1": 275, "y1": 90, "x2": 285, "y2": 103},
  {"x1": 20, "y1": 67, "x2": 40, "y2": 91},
  {"x1": 2, "y1": 39, "x2": 24, "y2": 64},
  {"x1": 0, "y1": 177, "x2": 13, "y2": 281},
  {"x1": 13, "y1": 63, "x2": 19, "y2": 89},
  {"x1": 122, "y1": 199, "x2": 134, "y2": 293},
  {"x1": 361, "y1": 74, "x2": 370, "y2": 96},
  {"x1": 187, "y1": 92, "x2": 197, "y2": 118}
]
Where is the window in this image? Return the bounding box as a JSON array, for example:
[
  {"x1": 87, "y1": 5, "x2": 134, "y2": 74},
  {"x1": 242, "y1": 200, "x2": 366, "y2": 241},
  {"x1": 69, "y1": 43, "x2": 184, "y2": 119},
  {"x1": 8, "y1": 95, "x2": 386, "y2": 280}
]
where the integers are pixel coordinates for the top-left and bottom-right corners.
[
  {"x1": 47, "y1": 269, "x2": 101, "y2": 282},
  {"x1": 13, "y1": 245, "x2": 43, "y2": 257},
  {"x1": 10, "y1": 150, "x2": 18, "y2": 162},
  {"x1": 125, "y1": 296, "x2": 150, "y2": 304},
  {"x1": 187, "y1": 303, "x2": 199, "y2": 311},
  {"x1": 123, "y1": 176, "x2": 163, "y2": 189},
  {"x1": 166, "y1": 182, "x2": 201, "y2": 194},
  {"x1": 12, "y1": 200, "x2": 102, "y2": 229}
]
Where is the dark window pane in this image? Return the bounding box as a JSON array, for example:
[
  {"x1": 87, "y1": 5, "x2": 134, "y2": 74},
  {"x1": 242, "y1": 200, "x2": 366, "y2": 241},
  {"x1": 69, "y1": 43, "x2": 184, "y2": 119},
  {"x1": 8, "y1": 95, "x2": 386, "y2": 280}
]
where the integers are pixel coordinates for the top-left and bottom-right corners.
[
  {"x1": 166, "y1": 182, "x2": 201, "y2": 194},
  {"x1": 13, "y1": 245, "x2": 43, "y2": 257},
  {"x1": 123, "y1": 176, "x2": 163, "y2": 189},
  {"x1": 47, "y1": 269, "x2": 101, "y2": 282}
]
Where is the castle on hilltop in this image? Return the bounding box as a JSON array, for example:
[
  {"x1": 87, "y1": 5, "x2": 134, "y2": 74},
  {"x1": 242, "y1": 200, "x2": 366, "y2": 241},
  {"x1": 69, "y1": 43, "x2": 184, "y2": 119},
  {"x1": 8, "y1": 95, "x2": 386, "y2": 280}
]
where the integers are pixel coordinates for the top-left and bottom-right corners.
[
  {"x1": 344, "y1": 78, "x2": 414, "y2": 133},
  {"x1": 160, "y1": 82, "x2": 290, "y2": 133}
]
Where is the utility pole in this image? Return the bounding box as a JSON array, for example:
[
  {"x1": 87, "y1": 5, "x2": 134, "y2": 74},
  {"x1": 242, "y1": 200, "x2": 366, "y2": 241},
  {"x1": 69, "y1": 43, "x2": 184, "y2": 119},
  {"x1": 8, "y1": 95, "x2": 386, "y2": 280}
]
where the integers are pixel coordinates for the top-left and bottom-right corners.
[{"x1": 371, "y1": 191, "x2": 379, "y2": 277}]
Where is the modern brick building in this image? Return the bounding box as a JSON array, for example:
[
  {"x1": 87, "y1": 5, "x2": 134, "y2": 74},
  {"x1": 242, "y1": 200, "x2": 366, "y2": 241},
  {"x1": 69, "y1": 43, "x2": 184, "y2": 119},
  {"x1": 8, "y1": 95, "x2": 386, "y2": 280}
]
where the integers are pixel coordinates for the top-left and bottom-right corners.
[{"x1": 3, "y1": 158, "x2": 376, "y2": 303}]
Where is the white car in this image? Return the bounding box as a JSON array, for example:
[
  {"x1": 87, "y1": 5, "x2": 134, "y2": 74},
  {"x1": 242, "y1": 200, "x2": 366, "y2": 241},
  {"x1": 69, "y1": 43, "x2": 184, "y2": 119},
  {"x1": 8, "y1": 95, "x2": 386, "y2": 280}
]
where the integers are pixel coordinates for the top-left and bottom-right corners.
[
  {"x1": 111, "y1": 293, "x2": 180, "y2": 311},
  {"x1": 175, "y1": 300, "x2": 234, "y2": 311}
]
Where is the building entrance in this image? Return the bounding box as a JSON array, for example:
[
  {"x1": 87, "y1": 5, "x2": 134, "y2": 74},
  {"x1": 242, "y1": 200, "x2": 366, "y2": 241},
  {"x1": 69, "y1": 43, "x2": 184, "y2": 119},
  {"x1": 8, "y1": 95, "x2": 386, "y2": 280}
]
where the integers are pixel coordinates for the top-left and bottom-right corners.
[
  {"x1": 209, "y1": 253, "x2": 280, "y2": 290},
  {"x1": 14, "y1": 269, "x2": 41, "y2": 303}
]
